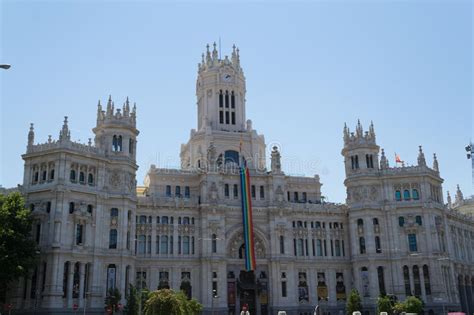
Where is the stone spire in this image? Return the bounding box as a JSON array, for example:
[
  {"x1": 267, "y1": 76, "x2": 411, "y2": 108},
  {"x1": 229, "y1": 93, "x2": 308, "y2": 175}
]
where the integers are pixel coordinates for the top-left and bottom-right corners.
[
  {"x1": 212, "y1": 42, "x2": 218, "y2": 61},
  {"x1": 124, "y1": 96, "x2": 130, "y2": 117},
  {"x1": 27, "y1": 123, "x2": 35, "y2": 148},
  {"x1": 369, "y1": 121, "x2": 376, "y2": 140},
  {"x1": 59, "y1": 116, "x2": 70, "y2": 142},
  {"x1": 380, "y1": 148, "x2": 389, "y2": 169},
  {"x1": 433, "y1": 153, "x2": 439, "y2": 172},
  {"x1": 455, "y1": 185, "x2": 464, "y2": 204},
  {"x1": 271, "y1": 146, "x2": 282, "y2": 174},
  {"x1": 343, "y1": 123, "x2": 349, "y2": 144},
  {"x1": 206, "y1": 44, "x2": 212, "y2": 64},
  {"x1": 356, "y1": 119, "x2": 363, "y2": 137},
  {"x1": 447, "y1": 191, "x2": 452, "y2": 208},
  {"x1": 106, "y1": 95, "x2": 113, "y2": 117},
  {"x1": 417, "y1": 145, "x2": 426, "y2": 167}
]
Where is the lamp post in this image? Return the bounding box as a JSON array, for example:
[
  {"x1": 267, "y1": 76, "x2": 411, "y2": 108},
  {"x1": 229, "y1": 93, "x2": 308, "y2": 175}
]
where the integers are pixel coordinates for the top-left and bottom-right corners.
[{"x1": 0, "y1": 64, "x2": 11, "y2": 69}]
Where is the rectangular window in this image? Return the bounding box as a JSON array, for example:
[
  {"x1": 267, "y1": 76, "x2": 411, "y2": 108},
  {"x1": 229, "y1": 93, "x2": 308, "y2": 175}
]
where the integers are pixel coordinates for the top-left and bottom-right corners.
[
  {"x1": 212, "y1": 281, "x2": 218, "y2": 297},
  {"x1": 281, "y1": 281, "x2": 287, "y2": 297},
  {"x1": 156, "y1": 235, "x2": 160, "y2": 254},
  {"x1": 175, "y1": 186, "x2": 181, "y2": 197},
  {"x1": 224, "y1": 184, "x2": 230, "y2": 197},
  {"x1": 280, "y1": 235, "x2": 285, "y2": 254},
  {"x1": 317, "y1": 239, "x2": 322, "y2": 256},
  {"x1": 231, "y1": 112, "x2": 236, "y2": 125},
  {"x1": 166, "y1": 185, "x2": 171, "y2": 197},
  {"x1": 260, "y1": 186, "x2": 265, "y2": 199},
  {"x1": 323, "y1": 240, "x2": 327, "y2": 256},
  {"x1": 302, "y1": 192, "x2": 307, "y2": 202},
  {"x1": 225, "y1": 111, "x2": 230, "y2": 124},
  {"x1": 305, "y1": 239, "x2": 309, "y2": 256},
  {"x1": 312, "y1": 239, "x2": 316, "y2": 256},
  {"x1": 251, "y1": 185, "x2": 256, "y2": 199},
  {"x1": 75, "y1": 224, "x2": 83, "y2": 245},
  {"x1": 294, "y1": 192, "x2": 299, "y2": 202},
  {"x1": 408, "y1": 234, "x2": 418, "y2": 252},
  {"x1": 330, "y1": 240, "x2": 334, "y2": 256},
  {"x1": 335, "y1": 240, "x2": 341, "y2": 256},
  {"x1": 233, "y1": 184, "x2": 239, "y2": 199},
  {"x1": 184, "y1": 186, "x2": 190, "y2": 198},
  {"x1": 219, "y1": 111, "x2": 224, "y2": 124},
  {"x1": 36, "y1": 224, "x2": 41, "y2": 244},
  {"x1": 178, "y1": 236, "x2": 181, "y2": 254}
]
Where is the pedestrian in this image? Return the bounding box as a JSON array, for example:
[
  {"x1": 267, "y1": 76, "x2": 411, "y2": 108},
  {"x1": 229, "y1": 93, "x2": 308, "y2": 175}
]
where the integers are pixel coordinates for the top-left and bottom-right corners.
[{"x1": 240, "y1": 304, "x2": 250, "y2": 315}]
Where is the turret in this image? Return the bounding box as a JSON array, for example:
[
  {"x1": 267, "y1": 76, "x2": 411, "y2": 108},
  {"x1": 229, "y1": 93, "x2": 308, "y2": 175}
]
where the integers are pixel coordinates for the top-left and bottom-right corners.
[
  {"x1": 341, "y1": 120, "x2": 380, "y2": 176},
  {"x1": 59, "y1": 116, "x2": 71, "y2": 142},
  {"x1": 93, "y1": 95, "x2": 139, "y2": 161},
  {"x1": 417, "y1": 146, "x2": 426, "y2": 167},
  {"x1": 196, "y1": 43, "x2": 246, "y2": 132},
  {"x1": 380, "y1": 148, "x2": 389, "y2": 170}
]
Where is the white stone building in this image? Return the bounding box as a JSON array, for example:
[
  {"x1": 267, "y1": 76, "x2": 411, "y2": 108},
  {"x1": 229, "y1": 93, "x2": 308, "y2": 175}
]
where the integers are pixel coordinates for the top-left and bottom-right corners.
[{"x1": 7, "y1": 44, "x2": 474, "y2": 315}]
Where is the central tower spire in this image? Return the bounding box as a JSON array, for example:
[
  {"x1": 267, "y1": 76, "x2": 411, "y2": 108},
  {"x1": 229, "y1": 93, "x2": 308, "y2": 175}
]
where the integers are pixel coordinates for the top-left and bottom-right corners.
[{"x1": 196, "y1": 43, "x2": 246, "y2": 132}]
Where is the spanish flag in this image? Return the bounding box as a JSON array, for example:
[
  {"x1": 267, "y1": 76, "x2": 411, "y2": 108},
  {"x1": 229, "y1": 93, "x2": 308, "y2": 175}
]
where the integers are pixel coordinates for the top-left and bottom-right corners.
[{"x1": 395, "y1": 153, "x2": 403, "y2": 164}]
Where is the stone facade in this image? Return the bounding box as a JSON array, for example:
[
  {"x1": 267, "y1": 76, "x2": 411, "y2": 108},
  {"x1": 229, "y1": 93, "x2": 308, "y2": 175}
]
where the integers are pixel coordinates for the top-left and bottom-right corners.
[{"x1": 7, "y1": 44, "x2": 474, "y2": 315}]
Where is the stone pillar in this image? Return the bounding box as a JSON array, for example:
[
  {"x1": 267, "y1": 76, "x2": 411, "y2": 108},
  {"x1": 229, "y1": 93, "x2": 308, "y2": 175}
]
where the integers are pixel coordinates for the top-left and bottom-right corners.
[
  {"x1": 67, "y1": 262, "x2": 74, "y2": 308},
  {"x1": 419, "y1": 267, "x2": 426, "y2": 302},
  {"x1": 408, "y1": 266, "x2": 415, "y2": 296},
  {"x1": 79, "y1": 263, "x2": 85, "y2": 307}
]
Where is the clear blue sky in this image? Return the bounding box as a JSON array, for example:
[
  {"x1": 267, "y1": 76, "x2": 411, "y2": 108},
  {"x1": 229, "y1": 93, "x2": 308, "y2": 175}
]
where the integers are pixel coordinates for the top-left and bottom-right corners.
[{"x1": 1, "y1": 1, "x2": 472, "y2": 202}]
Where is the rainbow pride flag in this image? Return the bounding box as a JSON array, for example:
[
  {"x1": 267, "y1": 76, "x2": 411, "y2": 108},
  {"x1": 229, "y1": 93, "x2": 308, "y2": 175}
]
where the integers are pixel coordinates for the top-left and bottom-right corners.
[{"x1": 240, "y1": 166, "x2": 257, "y2": 271}]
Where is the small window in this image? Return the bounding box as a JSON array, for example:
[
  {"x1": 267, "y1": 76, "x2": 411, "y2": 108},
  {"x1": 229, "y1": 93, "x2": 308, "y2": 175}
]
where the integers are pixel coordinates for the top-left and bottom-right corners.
[
  {"x1": 41, "y1": 170, "x2": 47, "y2": 181},
  {"x1": 359, "y1": 237, "x2": 366, "y2": 254},
  {"x1": 224, "y1": 184, "x2": 230, "y2": 198},
  {"x1": 69, "y1": 202, "x2": 75, "y2": 214},
  {"x1": 403, "y1": 190, "x2": 411, "y2": 200},
  {"x1": 88, "y1": 174, "x2": 94, "y2": 185},
  {"x1": 212, "y1": 234, "x2": 217, "y2": 253},
  {"x1": 373, "y1": 218, "x2": 379, "y2": 225},
  {"x1": 357, "y1": 218, "x2": 364, "y2": 227},
  {"x1": 49, "y1": 169, "x2": 55, "y2": 180},
  {"x1": 111, "y1": 208, "x2": 119, "y2": 217},
  {"x1": 412, "y1": 189, "x2": 420, "y2": 200},
  {"x1": 184, "y1": 186, "x2": 190, "y2": 198},
  {"x1": 260, "y1": 186, "x2": 265, "y2": 199},
  {"x1": 375, "y1": 236, "x2": 382, "y2": 253},
  {"x1": 398, "y1": 216, "x2": 405, "y2": 227},
  {"x1": 165, "y1": 185, "x2": 172, "y2": 197},
  {"x1": 46, "y1": 202, "x2": 51, "y2": 213},
  {"x1": 251, "y1": 185, "x2": 256, "y2": 199},
  {"x1": 279, "y1": 235, "x2": 285, "y2": 254},
  {"x1": 175, "y1": 186, "x2": 181, "y2": 197},
  {"x1": 70, "y1": 170, "x2": 76, "y2": 182},
  {"x1": 395, "y1": 190, "x2": 402, "y2": 201},
  {"x1": 76, "y1": 224, "x2": 83, "y2": 245},
  {"x1": 161, "y1": 216, "x2": 168, "y2": 224},
  {"x1": 34, "y1": 171, "x2": 39, "y2": 183},
  {"x1": 281, "y1": 281, "x2": 287, "y2": 297},
  {"x1": 79, "y1": 172, "x2": 85, "y2": 183},
  {"x1": 233, "y1": 184, "x2": 239, "y2": 199},
  {"x1": 87, "y1": 205, "x2": 93, "y2": 214},
  {"x1": 416, "y1": 215, "x2": 422, "y2": 226}
]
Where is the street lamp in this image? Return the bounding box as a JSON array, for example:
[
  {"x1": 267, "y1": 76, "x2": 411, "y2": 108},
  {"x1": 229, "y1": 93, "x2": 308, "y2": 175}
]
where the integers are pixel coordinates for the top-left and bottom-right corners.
[{"x1": 0, "y1": 64, "x2": 11, "y2": 69}]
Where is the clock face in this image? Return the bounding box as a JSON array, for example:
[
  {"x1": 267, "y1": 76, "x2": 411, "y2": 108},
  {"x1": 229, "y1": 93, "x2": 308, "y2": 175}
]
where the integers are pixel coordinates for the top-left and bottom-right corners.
[{"x1": 222, "y1": 74, "x2": 232, "y2": 82}]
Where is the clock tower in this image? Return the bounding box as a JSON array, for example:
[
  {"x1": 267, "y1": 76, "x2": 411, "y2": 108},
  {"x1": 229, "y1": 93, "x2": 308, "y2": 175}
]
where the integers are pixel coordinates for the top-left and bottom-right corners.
[
  {"x1": 196, "y1": 42, "x2": 246, "y2": 132},
  {"x1": 180, "y1": 43, "x2": 267, "y2": 171}
]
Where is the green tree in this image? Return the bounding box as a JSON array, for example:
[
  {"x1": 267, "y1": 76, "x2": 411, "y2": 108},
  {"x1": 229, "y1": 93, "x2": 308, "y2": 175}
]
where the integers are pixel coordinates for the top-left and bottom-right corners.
[
  {"x1": 105, "y1": 288, "x2": 122, "y2": 314},
  {"x1": 393, "y1": 296, "x2": 423, "y2": 314},
  {"x1": 143, "y1": 289, "x2": 202, "y2": 315},
  {"x1": 404, "y1": 296, "x2": 423, "y2": 314},
  {"x1": 0, "y1": 192, "x2": 38, "y2": 301},
  {"x1": 377, "y1": 295, "x2": 393, "y2": 314},
  {"x1": 346, "y1": 289, "x2": 362, "y2": 315},
  {"x1": 124, "y1": 285, "x2": 139, "y2": 315}
]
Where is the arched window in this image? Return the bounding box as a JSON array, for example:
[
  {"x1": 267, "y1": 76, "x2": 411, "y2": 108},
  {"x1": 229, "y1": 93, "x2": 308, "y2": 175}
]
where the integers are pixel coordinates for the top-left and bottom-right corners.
[
  {"x1": 224, "y1": 150, "x2": 239, "y2": 165},
  {"x1": 109, "y1": 229, "x2": 118, "y2": 249},
  {"x1": 403, "y1": 190, "x2": 411, "y2": 200},
  {"x1": 359, "y1": 237, "x2": 366, "y2": 254},
  {"x1": 361, "y1": 267, "x2": 370, "y2": 297},
  {"x1": 87, "y1": 204, "x2": 93, "y2": 214},
  {"x1": 297, "y1": 239, "x2": 304, "y2": 256},
  {"x1": 377, "y1": 266, "x2": 386, "y2": 295},
  {"x1": 398, "y1": 216, "x2": 405, "y2": 227},
  {"x1": 412, "y1": 189, "x2": 420, "y2": 200},
  {"x1": 423, "y1": 265, "x2": 431, "y2": 295},
  {"x1": 395, "y1": 190, "x2": 402, "y2": 201},
  {"x1": 357, "y1": 218, "x2": 364, "y2": 227},
  {"x1": 111, "y1": 208, "x2": 118, "y2": 217},
  {"x1": 69, "y1": 202, "x2": 75, "y2": 214},
  {"x1": 373, "y1": 218, "x2": 379, "y2": 225},
  {"x1": 231, "y1": 91, "x2": 235, "y2": 108},
  {"x1": 42, "y1": 170, "x2": 47, "y2": 181},
  {"x1": 413, "y1": 265, "x2": 421, "y2": 296},
  {"x1": 161, "y1": 216, "x2": 168, "y2": 224},
  {"x1": 175, "y1": 186, "x2": 181, "y2": 197},
  {"x1": 34, "y1": 171, "x2": 39, "y2": 183},
  {"x1": 49, "y1": 169, "x2": 55, "y2": 180},
  {"x1": 211, "y1": 234, "x2": 217, "y2": 253},
  {"x1": 139, "y1": 215, "x2": 146, "y2": 224},
  {"x1": 118, "y1": 136, "x2": 122, "y2": 151},
  {"x1": 70, "y1": 170, "x2": 76, "y2": 182},
  {"x1": 183, "y1": 217, "x2": 190, "y2": 225},
  {"x1": 88, "y1": 174, "x2": 94, "y2": 185},
  {"x1": 219, "y1": 90, "x2": 223, "y2": 107},
  {"x1": 375, "y1": 236, "x2": 382, "y2": 253},
  {"x1": 403, "y1": 266, "x2": 411, "y2": 296},
  {"x1": 225, "y1": 90, "x2": 229, "y2": 108}
]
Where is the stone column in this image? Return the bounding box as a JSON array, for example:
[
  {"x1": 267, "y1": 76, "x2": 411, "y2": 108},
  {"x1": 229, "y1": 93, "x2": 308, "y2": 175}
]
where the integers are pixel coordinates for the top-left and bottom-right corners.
[
  {"x1": 67, "y1": 263, "x2": 74, "y2": 308},
  {"x1": 79, "y1": 263, "x2": 85, "y2": 307},
  {"x1": 408, "y1": 266, "x2": 415, "y2": 296}
]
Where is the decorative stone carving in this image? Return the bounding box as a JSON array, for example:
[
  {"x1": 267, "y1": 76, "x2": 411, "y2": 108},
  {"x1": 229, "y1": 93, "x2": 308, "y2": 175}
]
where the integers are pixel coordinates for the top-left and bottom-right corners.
[
  {"x1": 228, "y1": 231, "x2": 266, "y2": 259},
  {"x1": 109, "y1": 170, "x2": 121, "y2": 189}
]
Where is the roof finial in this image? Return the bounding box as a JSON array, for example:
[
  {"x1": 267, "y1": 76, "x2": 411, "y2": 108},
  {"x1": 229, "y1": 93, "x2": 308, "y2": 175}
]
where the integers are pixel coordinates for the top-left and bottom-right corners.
[
  {"x1": 27, "y1": 123, "x2": 35, "y2": 147},
  {"x1": 356, "y1": 119, "x2": 363, "y2": 137},
  {"x1": 447, "y1": 191, "x2": 452, "y2": 208},
  {"x1": 417, "y1": 145, "x2": 426, "y2": 166},
  {"x1": 59, "y1": 116, "x2": 70, "y2": 142},
  {"x1": 206, "y1": 44, "x2": 212, "y2": 64},
  {"x1": 455, "y1": 184, "x2": 463, "y2": 203},
  {"x1": 212, "y1": 41, "x2": 218, "y2": 60},
  {"x1": 380, "y1": 148, "x2": 389, "y2": 169},
  {"x1": 433, "y1": 153, "x2": 439, "y2": 172}
]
